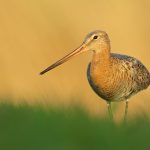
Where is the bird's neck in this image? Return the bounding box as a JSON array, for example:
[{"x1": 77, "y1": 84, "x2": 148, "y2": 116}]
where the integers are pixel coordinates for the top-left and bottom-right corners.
[
  {"x1": 91, "y1": 44, "x2": 111, "y2": 68},
  {"x1": 89, "y1": 44, "x2": 112, "y2": 93}
]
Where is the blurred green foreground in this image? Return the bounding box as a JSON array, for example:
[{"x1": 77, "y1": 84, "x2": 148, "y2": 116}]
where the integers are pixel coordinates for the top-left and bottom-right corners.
[{"x1": 0, "y1": 101, "x2": 150, "y2": 150}]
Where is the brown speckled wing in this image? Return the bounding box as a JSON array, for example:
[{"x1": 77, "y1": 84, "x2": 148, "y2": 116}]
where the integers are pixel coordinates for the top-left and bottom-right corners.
[{"x1": 111, "y1": 53, "x2": 150, "y2": 91}]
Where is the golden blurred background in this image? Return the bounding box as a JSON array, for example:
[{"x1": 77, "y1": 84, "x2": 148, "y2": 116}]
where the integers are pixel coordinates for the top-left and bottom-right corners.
[{"x1": 0, "y1": 0, "x2": 150, "y2": 119}]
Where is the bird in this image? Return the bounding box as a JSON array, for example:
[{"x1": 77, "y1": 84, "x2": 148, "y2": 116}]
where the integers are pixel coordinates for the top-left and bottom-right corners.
[{"x1": 40, "y1": 30, "x2": 150, "y2": 121}]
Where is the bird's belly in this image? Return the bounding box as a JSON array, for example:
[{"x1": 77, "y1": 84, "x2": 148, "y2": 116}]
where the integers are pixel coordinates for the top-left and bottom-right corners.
[
  {"x1": 87, "y1": 76, "x2": 123, "y2": 102},
  {"x1": 87, "y1": 74, "x2": 128, "y2": 102},
  {"x1": 87, "y1": 64, "x2": 132, "y2": 102}
]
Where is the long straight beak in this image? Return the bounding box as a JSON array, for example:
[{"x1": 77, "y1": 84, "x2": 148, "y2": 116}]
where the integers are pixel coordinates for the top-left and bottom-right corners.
[{"x1": 40, "y1": 43, "x2": 87, "y2": 75}]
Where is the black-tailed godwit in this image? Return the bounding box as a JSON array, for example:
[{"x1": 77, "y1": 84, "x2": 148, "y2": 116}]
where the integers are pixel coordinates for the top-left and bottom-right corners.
[{"x1": 40, "y1": 30, "x2": 150, "y2": 121}]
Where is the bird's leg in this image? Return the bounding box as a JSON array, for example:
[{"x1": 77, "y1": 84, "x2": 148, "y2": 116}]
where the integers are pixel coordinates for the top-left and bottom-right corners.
[
  {"x1": 124, "y1": 99, "x2": 129, "y2": 123},
  {"x1": 107, "y1": 102, "x2": 113, "y2": 120}
]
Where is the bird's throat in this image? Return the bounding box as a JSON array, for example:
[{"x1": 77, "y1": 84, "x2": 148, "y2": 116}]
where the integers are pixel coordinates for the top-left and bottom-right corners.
[{"x1": 91, "y1": 47, "x2": 111, "y2": 68}]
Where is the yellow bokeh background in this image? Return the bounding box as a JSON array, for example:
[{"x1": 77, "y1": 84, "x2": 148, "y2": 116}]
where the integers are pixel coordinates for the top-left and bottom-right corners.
[{"x1": 0, "y1": 0, "x2": 150, "y2": 119}]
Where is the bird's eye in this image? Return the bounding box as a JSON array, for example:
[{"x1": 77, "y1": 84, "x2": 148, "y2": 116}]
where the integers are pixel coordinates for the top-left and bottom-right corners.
[{"x1": 93, "y1": 35, "x2": 98, "y2": 39}]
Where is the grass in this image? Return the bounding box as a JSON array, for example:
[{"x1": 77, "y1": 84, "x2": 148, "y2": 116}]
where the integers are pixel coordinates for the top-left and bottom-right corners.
[{"x1": 0, "y1": 102, "x2": 150, "y2": 150}]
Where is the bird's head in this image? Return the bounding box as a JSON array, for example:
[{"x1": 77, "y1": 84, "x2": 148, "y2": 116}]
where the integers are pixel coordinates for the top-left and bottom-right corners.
[
  {"x1": 83, "y1": 30, "x2": 110, "y2": 52},
  {"x1": 40, "y1": 30, "x2": 110, "y2": 75}
]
